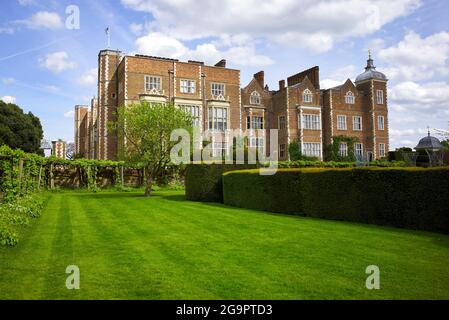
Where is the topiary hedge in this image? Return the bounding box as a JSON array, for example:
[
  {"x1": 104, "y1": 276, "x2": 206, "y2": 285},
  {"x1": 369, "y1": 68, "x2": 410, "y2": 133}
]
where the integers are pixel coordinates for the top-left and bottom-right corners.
[
  {"x1": 222, "y1": 167, "x2": 449, "y2": 234},
  {"x1": 185, "y1": 164, "x2": 257, "y2": 202},
  {"x1": 185, "y1": 160, "x2": 407, "y2": 203}
]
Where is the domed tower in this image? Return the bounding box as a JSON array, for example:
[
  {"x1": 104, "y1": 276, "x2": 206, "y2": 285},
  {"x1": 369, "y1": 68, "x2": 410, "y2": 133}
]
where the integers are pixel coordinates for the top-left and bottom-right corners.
[{"x1": 355, "y1": 51, "x2": 389, "y2": 160}]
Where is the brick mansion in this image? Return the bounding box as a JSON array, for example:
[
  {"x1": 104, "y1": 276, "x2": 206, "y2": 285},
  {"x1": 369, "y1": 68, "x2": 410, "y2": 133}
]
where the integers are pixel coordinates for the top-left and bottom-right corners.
[{"x1": 74, "y1": 49, "x2": 389, "y2": 161}]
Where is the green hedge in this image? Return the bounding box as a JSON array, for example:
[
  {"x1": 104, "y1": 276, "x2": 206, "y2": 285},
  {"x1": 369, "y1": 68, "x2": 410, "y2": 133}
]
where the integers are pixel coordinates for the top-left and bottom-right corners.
[
  {"x1": 185, "y1": 160, "x2": 407, "y2": 203},
  {"x1": 222, "y1": 167, "x2": 449, "y2": 234},
  {"x1": 185, "y1": 164, "x2": 257, "y2": 202}
]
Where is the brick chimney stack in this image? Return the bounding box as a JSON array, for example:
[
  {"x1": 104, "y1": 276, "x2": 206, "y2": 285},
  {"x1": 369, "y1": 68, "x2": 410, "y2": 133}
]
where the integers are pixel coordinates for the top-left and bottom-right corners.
[
  {"x1": 214, "y1": 59, "x2": 226, "y2": 68},
  {"x1": 279, "y1": 80, "x2": 285, "y2": 91},
  {"x1": 254, "y1": 71, "x2": 265, "y2": 88}
]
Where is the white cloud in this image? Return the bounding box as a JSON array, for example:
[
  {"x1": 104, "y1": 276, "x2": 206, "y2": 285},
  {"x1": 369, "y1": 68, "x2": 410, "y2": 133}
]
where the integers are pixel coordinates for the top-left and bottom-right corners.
[
  {"x1": 320, "y1": 65, "x2": 357, "y2": 89},
  {"x1": 365, "y1": 38, "x2": 385, "y2": 52},
  {"x1": 320, "y1": 79, "x2": 342, "y2": 89},
  {"x1": 1, "y1": 96, "x2": 16, "y2": 104},
  {"x1": 18, "y1": 0, "x2": 36, "y2": 5},
  {"x1": 1, "y1": 77, "x2": 16, "y2": 85},
  {"x1": 129, "y1": 23, "x2": 143, "y2": 35},
  {"x1": 122, "y1": 0, "x2": 421, "y2": 52},
  {"x1": 389, "y1": 81, "x2": 449, "y2": 111},
  {"x1": 136, "y1": 33, "x2": 188, "y2": 59},
  {"x1": 39, "y1": 51, "x2": 76, "y2": 73},
  {"x1": 388, "y1": 80, "x2": 449, "y2": 148},
  {"x1": 379, "y1": 31, "x2": 449, "y2": 81},
  {"x1": 77, "y1": 68, "x2": 98, "y2": 86},
  {"x1": 20, "y1": 11, "x2": 63, "y2": 30},
  {"x1": 135, "y1": 32, "x2": 273, "y2": 67},
  {"x1": 64, "y1": 110, "x2": 75, "y2": 118}
]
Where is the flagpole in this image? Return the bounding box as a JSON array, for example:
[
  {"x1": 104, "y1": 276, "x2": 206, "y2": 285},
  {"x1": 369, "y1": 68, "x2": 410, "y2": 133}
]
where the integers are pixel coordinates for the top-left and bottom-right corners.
[{"x1": 105, "y1": 27, "x2": 111, "y2": 49}]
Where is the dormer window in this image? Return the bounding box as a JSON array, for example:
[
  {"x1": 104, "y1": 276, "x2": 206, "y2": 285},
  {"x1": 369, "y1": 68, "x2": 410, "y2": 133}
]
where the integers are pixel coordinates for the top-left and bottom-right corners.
[
  {"x1": 345, "y1": 91, "x2": 355, "y2": 104},
  {"x1": 303, "y1": 89, "x2": 313, "y2": 103},
  {"x1": 250, "y1": 91, "x2": 261, "y2": 105}
]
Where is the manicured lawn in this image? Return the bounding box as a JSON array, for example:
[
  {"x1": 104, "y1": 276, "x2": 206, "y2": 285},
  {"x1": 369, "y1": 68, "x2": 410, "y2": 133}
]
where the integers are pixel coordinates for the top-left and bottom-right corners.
[{"x1": 1, "y1": 189, "x2": 449, "y2": 300}]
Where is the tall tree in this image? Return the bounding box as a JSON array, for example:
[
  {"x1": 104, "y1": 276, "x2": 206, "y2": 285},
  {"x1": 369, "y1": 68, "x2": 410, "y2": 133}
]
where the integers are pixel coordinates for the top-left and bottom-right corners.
[
  {"x1": 113, "y1": 102, "x2": 193, "y2": 197},
  {"x1": 0, "y1": 100, "x2": 43, "y2": 154}
]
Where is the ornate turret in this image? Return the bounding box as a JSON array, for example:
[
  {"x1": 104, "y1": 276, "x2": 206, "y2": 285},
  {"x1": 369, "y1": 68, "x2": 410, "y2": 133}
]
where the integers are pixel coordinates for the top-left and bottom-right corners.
[{"x1": 355, "y1": 50, "x2": 387, "y2": 83}]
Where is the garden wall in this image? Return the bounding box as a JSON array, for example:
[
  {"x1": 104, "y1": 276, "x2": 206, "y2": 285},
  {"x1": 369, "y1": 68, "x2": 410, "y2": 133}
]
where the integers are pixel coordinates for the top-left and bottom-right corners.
[
  {"x1": 222, "y1": 167, "x2": 449, "y2": 234},
  {"x1": 50, "y1": 166, "x2": 143, "y2": 188}
]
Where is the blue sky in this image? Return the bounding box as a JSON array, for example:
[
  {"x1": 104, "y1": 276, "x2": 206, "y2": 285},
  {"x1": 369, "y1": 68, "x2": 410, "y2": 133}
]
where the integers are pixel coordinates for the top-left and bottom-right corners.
[{"x1": 1, "y1": 0, "x2": 448, "y2": 148}]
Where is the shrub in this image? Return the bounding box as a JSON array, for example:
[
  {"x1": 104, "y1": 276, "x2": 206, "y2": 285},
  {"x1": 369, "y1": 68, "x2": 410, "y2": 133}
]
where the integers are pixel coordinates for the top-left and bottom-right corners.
[
  {"x1": 223, "y1": 167, "x2": 449, "y2": 234},
  {"x1": 185, "y1": 164, "x2": 257, "y2": 202},
  {"x1": 0, "y1": 225, "x2": 19, "y2": 246},
  {"x1": 0, "y1": 193, "x2": 44, "y2": 246}
]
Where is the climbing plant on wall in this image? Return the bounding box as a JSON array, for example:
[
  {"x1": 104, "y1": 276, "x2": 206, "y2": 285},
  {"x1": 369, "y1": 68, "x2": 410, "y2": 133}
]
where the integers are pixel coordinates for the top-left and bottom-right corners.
[{"x1": 325, "y1": 135, "x2": 359, "y2": 162}]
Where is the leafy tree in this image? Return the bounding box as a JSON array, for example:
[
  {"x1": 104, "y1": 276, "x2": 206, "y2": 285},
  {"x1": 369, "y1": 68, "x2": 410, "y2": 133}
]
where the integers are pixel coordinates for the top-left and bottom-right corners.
[
  {"x1": 0, "y1": 100, "x2": 43, "y2": 154},
  {"x1": 113, "y1": 102, "x2": 193, "y2": 197}
]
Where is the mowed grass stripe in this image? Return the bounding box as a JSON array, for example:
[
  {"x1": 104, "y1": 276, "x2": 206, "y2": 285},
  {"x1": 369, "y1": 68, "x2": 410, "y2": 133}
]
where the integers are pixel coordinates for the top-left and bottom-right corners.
[
  {"x1": 96, "y1": 192, "x2": 296, "y2": 299},
  {"x1": 1, "y1": 190, "x2": 449, "y2": 299}
]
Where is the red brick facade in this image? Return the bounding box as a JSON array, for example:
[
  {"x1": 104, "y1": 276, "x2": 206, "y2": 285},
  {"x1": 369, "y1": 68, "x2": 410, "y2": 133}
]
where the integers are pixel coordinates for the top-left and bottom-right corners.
[{"x1": 76, "y1": 50, "x2": 389, "y2": 161}]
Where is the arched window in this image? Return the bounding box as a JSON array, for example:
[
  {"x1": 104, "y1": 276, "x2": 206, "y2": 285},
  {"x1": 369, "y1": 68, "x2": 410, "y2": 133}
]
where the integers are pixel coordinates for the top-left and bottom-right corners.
[
  {"x1": 250, "y1": 91, "x2": 261, "y2": 105},
  {"x1": 303, "y1": 89, "x2": 313, "y2": 103},
  {"x1": 345, "y1": 91, "x2": 355, "y2": 104}
]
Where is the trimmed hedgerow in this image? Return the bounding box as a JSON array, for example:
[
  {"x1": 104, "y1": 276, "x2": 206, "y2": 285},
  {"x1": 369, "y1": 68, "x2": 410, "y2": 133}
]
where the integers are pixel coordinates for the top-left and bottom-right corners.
[
  {"x1": 222, "y1": 167, "x2": 449, "y2": 234},
  {"x1": 185, "y1": 160, "x2": 407, "y2": 203},
  {"x1": 185, "y1": 164, "x2": 257, "y2": 202}
]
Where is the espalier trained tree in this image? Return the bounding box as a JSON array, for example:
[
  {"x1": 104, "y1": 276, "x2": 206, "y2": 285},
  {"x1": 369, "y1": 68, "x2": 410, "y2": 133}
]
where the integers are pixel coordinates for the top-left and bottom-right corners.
[{"x1": 113, "y1": 102, "x2": 193, "y2": 197}]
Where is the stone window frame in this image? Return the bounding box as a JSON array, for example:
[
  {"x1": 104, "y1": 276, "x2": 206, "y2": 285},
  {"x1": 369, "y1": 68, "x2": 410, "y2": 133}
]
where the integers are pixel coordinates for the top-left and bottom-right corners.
[
  {"x1": 178, "y1": 104, "x2": 201, "y2": 127},
  {"x1": 337, "y1": 115, "x2": 347, "y2": 130},
  {"x1": 250, "y1": 91, "x2": 261, "y2": 105},
  {"x1": 302, "y1": 142, "x2": 321, "y2": 158},
  {"x1": 279, "y1": 143, "x2": 286, "y2": 158},
  {"x1": 208, "y1": 106, "x2": 228, "y2": 132},
  {"x1": 301, "y1": 113, "x2": 321, "y2": 130},
  {"x1": 379, "y1": 143, "x2": 386, "y2": 157},
  {"x1": 345, "y1": 91, "x2": 355, "y2": 104},
  {"x1": 211, "y1": 82, "x2": 226, "y2": 98},
  {"x1": 339, "y1": 142, "x2": 348, "y2": 157},
  {"x1": 378, "y1": 115, "x2": 385, "y2": 131},
  {"x1": 180, "y1": 79, "x2": 196, "y2": 94},
  {"x1": 354, "y1": 143, "x2": 363, "y2": 156},
  {"x1": 303, "y1": 89, "x2": 313, "y2": 103},
  {"x1": 376, "y1": 90, "x2": 384, "y2": 104},
  {"x1": 144, "y1": 75, "x2": 162, "y2": 92},
  {"x1": 353, "y1": 116, "x2": 363, "y2": 131},
  {"x1": 278, "y1": 115, "x2": 286, "y2": 130}
]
